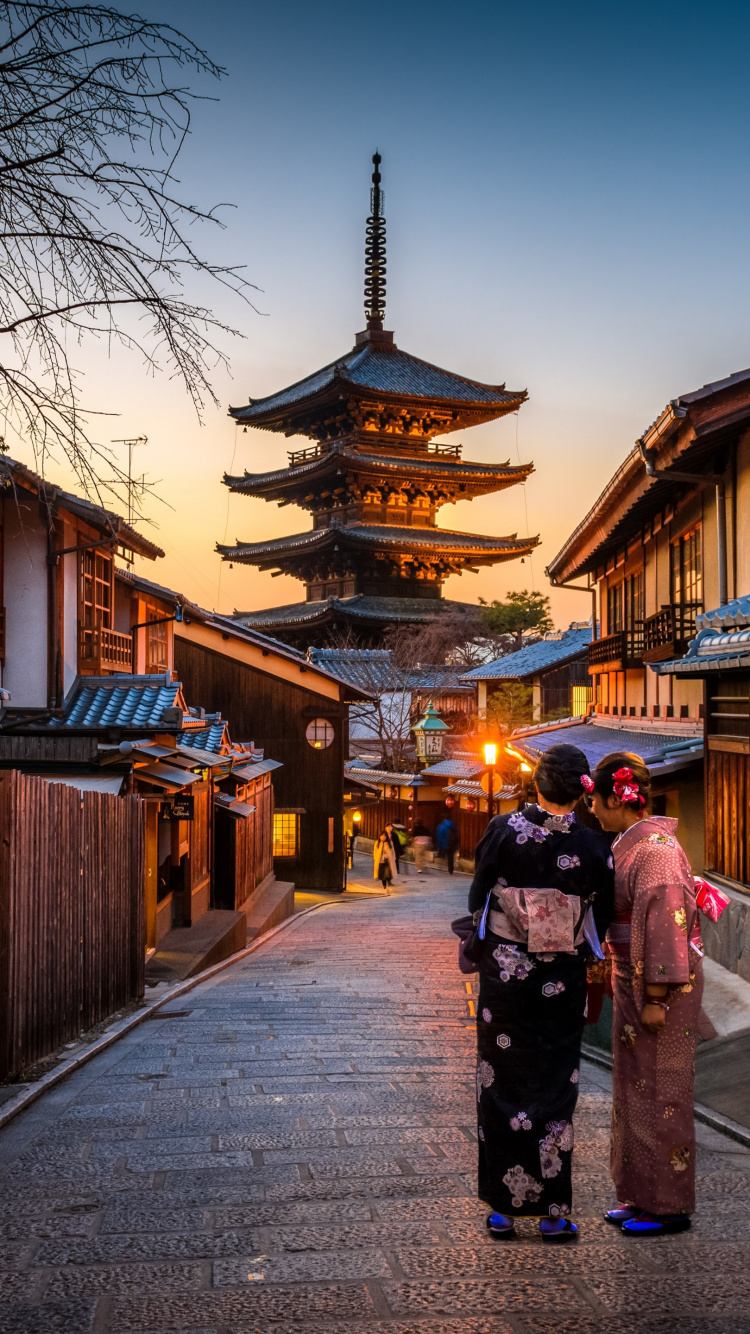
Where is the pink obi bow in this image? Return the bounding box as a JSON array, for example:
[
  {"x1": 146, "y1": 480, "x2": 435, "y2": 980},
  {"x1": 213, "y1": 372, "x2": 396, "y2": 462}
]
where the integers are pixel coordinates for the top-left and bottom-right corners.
[
  {"x1": 494, "y1": 887, "x2": 580, "y2": 954},
  {"x1": 694, "y1": 877, "x2": 730, "y2": 923}
]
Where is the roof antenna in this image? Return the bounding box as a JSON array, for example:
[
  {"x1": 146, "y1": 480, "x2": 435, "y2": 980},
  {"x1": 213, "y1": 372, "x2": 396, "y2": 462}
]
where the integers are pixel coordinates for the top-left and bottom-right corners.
[{"x1": 364, "y1": 152, "x2": 386, "y2": 332}]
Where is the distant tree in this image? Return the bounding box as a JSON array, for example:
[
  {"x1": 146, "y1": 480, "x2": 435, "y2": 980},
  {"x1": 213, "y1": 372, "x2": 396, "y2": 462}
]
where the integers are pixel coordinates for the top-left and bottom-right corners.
[
  {"x1": 0, "y1": 1, "x2": 254, "y2": 500},
  {"x1": 479, "y1": 590, "x2": 554, "y2": 651},
  {"x1": 484, "y1": 682, "x2": 534, "y2": 739}
]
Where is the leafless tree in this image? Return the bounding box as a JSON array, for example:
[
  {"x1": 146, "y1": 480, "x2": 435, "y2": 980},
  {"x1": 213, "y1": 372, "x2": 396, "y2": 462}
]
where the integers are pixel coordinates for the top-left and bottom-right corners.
[{"x1": 0, "y1": 1, "x2": 255, "y2": 501}]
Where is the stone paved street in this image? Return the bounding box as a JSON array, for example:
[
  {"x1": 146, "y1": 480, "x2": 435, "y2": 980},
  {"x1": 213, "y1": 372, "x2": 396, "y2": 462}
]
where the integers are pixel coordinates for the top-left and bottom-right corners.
[{"x1": 1, "y1": 867, "x2": 749, "y2": 1333}]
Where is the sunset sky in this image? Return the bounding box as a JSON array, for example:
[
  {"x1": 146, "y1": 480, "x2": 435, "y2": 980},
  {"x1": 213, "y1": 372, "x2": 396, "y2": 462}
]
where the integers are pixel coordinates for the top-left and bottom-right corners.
[{"x1": 40, "y1": 0, "x2": 750, "y2": 626}]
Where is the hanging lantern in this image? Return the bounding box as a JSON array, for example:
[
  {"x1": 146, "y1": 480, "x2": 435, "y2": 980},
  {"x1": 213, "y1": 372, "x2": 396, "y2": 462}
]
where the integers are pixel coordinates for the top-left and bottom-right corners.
[
  {"x1": 445, "y1": 796, "x2": 455, "y2": 808},
  {"x1": 413, "y1": 699, "x2": 450, "y2": 762},
  {"x1": 387, "y1": 784, "x2": 399, "y2": 800},
  {"x1": 465, "y1": 798, "x2": 476, "y2": 812}
]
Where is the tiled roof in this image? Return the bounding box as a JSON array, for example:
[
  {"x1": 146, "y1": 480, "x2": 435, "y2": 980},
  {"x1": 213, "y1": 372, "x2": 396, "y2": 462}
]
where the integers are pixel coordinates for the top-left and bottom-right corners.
[
  {"x1": 230, "y1": 342, "x2": 525, "y2": 422},
  {"x1": 57, "y1": 674, "x2": 183, "y2": 730},
  {"x1": 236, "y1": 594, "x2": 479, "y2": 629},
  {"x1": 512, "y1": 718, "x2": 703, "y2": 776},
  {"x1": 307, "y1": 647, "x2": 470, "y2": 693},
  {"x1": 649, "y1": 594, "x2": 750, "y2": 675},
  {"x1": 219, "y1": 523, "x2": 535, "y2": 563},
  {"x1": 179, "y1": 722, "x2": 228, "y2": 753},
  {"x1": 419, "y1": 758, "x2": 486, "y2": 778},
  {"x1": 224, "y1": 448, "x2": 532, "y2": 495},
  {"x1": 698, "y1": 595, "x2": 750, "y2": 632},
  {"x1": 344, "y1": 762, "x2": 424, "y2": 786},
  {"x1": 460, "y1": 625, "x2": 591, "y2": 681}
]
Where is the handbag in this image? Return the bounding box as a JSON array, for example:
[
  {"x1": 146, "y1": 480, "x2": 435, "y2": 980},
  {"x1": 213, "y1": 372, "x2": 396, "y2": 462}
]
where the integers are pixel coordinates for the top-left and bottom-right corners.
[{"x1": 450, "y1": 892, "x2": 491, "y2": 974}]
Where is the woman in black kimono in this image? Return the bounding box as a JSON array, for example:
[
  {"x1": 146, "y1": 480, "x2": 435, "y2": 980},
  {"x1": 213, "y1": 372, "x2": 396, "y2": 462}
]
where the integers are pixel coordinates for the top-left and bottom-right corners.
[{"x1": 469, "y1": 743, "x2": 614, "y2": 1241}]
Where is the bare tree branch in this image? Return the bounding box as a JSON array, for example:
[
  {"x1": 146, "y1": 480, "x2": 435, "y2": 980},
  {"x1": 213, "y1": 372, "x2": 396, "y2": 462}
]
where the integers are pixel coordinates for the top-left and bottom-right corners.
[{"x1": 0, "y1": 1, "x2": 258, "y2": 504}]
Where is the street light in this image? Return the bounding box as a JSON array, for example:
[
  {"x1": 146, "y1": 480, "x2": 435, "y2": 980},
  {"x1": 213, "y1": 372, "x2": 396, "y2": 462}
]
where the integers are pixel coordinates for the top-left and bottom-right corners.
[{"x1": 484, "y1": 741, "x2": 497, "y2": 823}]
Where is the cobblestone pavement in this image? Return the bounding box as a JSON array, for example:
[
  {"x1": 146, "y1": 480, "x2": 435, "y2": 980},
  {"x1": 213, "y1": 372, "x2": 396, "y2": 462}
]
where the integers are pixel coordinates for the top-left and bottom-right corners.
[{"x1": 1, "y1": 871, "x2": 749, "y2": 1334}]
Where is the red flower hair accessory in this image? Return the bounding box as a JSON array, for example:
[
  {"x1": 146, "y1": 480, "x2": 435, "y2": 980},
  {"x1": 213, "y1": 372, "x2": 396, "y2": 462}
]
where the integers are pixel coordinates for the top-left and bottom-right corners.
[
  {"x1": 580, "y1": 774, "x2": 595, "y2": 793},
  {"x1": 612, "y1": 767, "x2": 645, "y2": 806}
]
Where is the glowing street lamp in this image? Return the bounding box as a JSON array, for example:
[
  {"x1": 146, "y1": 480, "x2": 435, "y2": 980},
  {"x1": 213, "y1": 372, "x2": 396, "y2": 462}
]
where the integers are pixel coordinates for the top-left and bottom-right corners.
[
  {"x1": 413, "y1": 700, "x2": 449, "y2": 763},
  {"x1": 484, "y1": 741, "x2": 497, "y2": 823}
]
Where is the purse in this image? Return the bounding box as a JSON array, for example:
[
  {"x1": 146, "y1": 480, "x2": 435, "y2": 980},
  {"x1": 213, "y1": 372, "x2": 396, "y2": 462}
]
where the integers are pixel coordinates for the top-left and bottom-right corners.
[{"x1": 450, "y1": 892, "x2": 491, "y2": 974}]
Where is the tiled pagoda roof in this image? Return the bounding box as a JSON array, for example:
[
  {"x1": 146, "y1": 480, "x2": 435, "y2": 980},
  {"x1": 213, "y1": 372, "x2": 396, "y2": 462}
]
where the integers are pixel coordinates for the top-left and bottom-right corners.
[
  {"x1": 224, "y1": 445, "x2": 532, "y2": 501},
  {"x1": 229, "y1": 341, "x2": 526, "y2": 435},
  {"x1": 233, "y1": 594, "x2": 480, "y2": 631},
  {"x1": 218, "y1": 522, "x2": 537, "y2": 569}
]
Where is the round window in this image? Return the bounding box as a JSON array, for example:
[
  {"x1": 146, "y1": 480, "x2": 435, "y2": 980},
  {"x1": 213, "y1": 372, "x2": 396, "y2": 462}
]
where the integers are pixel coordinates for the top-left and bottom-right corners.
[{"x1": 306, "y1": 718, "x2": 334, "y2": 750}]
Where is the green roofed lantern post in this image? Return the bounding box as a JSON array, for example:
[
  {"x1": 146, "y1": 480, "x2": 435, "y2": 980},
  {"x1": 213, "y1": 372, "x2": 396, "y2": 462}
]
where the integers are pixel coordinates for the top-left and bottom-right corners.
[{"x1": 413, "y1": 700, "x2": 450, "y2": 764}]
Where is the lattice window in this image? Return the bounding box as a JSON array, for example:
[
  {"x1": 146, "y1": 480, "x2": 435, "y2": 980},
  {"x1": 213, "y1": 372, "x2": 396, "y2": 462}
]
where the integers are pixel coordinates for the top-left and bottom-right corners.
[
  {"x1": 306, "y1": 718, "x2": 334, "y2": 749},
  {"x1": 273, "y1": 813, "x2": 299, "y2": 858},
  {"x1": 81, "y1": 549, "x2": 112, "y2": 632},
  {"x1": 146, "y1": 611, "x2": 169, "y2": 672},
  {"x1": 671, "y1": 527, "x2": 702, "y2": 605},
  {"x1": 607, "y1": 583, "x2": 623, "y2": 634}
]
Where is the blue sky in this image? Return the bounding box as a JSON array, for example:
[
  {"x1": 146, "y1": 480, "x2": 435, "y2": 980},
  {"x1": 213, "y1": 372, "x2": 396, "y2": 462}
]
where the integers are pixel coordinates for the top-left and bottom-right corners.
[{"x1": 55, "y1": 0, "x2": 750, "y2": 620}]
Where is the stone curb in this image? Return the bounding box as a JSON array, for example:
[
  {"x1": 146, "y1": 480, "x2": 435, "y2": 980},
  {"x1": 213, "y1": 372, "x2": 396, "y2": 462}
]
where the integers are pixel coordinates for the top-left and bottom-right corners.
[
  {"x1": 582, "y1": 1042, "x2": 750, "y2": 1149},
  {"x1": 0, "y1": 898, "x2": 343, "y2": 1133}
]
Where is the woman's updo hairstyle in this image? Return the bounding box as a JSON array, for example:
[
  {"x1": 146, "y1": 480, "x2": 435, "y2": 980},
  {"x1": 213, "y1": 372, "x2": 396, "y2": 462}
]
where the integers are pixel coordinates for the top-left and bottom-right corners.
[
  {"x1": 533, "y1": 743, "x2": 592, "y2": 805},
  {"x1": 592, "y1": 751, "x2": 651, "y2": 813}
]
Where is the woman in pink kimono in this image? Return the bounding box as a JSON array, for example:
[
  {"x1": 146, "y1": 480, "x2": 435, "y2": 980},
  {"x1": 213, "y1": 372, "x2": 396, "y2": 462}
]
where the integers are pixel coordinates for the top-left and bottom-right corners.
[{"x1": 587, "y1": 751, "x2": 703, "y2": 1238}]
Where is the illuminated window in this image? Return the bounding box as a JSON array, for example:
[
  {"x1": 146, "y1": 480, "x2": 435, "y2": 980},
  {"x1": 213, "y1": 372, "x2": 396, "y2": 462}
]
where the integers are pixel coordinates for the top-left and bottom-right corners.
[
  {"x1": 273, "y1": 812, "x2": 298, "y2": 858},
  {"x1": 146, "y1": 608, "x2": 168, "y2": 671},
  {"x1": 305, "y1": 718, "x2": 334, "y2": 749},
  {"x1": 671, "y1": 527, "x2": 702, "y2": 606},
  {"x1": 572, "y1": 685, "x2": 593, "y2": 716}
]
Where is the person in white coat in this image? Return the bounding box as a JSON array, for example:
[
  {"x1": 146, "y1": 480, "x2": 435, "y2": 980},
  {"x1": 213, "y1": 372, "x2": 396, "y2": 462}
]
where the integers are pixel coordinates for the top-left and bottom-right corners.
[{"x1": 373, "y1": 829, "x2": 397, "y2": 888}]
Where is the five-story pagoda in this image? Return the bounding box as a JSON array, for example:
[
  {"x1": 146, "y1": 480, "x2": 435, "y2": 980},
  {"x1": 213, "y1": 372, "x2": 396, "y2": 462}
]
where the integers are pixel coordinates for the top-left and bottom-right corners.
[{"x1": 219, "y1": 154, "x2": 538, "y2": 647}]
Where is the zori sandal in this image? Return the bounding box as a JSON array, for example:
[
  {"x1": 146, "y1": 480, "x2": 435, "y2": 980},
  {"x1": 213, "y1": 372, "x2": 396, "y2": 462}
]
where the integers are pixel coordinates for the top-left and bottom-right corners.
[
  {"x1": 539, "y1": 1217, "x2": 578, "y2": 1242},
  {"x1": 486, "y1": 1212, "x2": 516, "y2": 1237},
  {"x1": 621, "y1": 1212, "x2": 691, "y2": 1237},
  {"x1": 604, "y1": 1205, "x2": 639, "y2": 1224}
]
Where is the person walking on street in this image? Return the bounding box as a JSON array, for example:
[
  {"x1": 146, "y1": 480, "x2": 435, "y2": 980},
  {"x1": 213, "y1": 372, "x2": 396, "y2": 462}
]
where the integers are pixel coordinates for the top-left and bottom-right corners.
[
  {"x1": 386, "y1": 822, "x2": 407, "y2": 873},
  {"x1": 587, "y1": 752, "x2": 704, "y2": 1238},
  {"x1": 468, "y1": 743, "x2": 614, "y2": 1242},
  {"x1": 411, "y1": 820, "x2": 432, "y2": 873},
  {"x1": 436, "y1": 815, "x2": 459, "y2": 874},
  {"x1": 373, "y1": 828, "x2": 396, "y2": 889}
]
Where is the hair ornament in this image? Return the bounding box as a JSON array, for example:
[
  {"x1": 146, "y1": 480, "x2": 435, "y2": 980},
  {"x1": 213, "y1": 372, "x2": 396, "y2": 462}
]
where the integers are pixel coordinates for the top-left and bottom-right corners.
[
  {"x1": 580, "y1": 773, "x2": 595, "y2": 793},
  {"x1": 612, "y1": 766, "x2": 645, "y2": 807}
]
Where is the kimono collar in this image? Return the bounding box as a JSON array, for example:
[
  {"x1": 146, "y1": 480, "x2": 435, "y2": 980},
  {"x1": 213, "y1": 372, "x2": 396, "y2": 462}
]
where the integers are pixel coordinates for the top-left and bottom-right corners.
[{"x1": 613, "y1": 815, "x2": 678, "y2": 857}]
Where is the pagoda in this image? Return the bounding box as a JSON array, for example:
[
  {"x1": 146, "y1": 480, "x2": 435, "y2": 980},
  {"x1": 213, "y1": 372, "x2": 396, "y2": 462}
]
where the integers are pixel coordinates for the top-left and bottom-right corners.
[{"x1": 218, "y1": 154, "x2": 538, "y2": 647}]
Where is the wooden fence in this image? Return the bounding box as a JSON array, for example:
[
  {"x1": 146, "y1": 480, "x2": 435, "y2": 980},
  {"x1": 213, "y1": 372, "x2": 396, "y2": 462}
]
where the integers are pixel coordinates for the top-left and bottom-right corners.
[{"x1": 0, "y1": 769, "x2": 145, "y2": 1081}]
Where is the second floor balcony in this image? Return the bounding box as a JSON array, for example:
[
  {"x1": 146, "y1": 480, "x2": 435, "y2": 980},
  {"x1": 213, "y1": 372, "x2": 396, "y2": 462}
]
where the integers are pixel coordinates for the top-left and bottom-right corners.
[
  {"x1": 79, "y1": 626, "x2": 133, "y2": 675},
  {"x1": 642, "y1": 601, "x2": 702, "y2": 663},
  {"x1": 588, "y1": 627, "x2": 644, "y2": 674}
]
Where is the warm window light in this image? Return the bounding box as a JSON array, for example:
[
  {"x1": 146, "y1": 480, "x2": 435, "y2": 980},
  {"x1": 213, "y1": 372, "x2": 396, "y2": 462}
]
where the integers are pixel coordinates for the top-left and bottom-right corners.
[
  {"x1": 484, "y1": 742, "x2": 497, "y2": 766},
  {"x1": 352, "y1": 810, "x2": 362, "y2": 823}
]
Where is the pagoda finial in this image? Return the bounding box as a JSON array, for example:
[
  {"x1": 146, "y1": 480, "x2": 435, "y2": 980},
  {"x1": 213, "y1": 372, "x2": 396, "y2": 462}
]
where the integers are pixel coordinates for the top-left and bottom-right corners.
[{"x1": 364, "y1": 152, "x2": 386, "y2": 331}]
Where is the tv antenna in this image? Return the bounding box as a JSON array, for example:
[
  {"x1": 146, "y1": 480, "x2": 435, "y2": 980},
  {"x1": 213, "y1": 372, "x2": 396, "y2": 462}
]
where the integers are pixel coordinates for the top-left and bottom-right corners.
[{"x1": 110, "y1": 436, "x2": 148, "y2": 526}]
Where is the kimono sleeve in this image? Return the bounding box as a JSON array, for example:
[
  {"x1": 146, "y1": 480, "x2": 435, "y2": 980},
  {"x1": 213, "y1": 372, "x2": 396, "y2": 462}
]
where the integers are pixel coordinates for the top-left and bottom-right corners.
[
  {"x1": 467, "y1": 815, "x2": 509, "y2": 912},
  {"x1": 632, "y1": 843, "x2": 691, "y2": 986}
]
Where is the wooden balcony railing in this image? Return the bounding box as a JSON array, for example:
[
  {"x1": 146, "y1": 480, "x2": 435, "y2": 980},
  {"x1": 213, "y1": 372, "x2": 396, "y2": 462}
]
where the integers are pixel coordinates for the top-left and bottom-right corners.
[
  {"x1": 79, "y1": 626, "x2": 133, "y2": 675},
  {"x1": 288, "y1": 443, "x2": 324, "y2": 466},
  {"x1": 427, "y1": 441, "x2": 463, "y2": 458},
  {"x1": 588, "y1": 627, "x2": 644, "y2": 674},
  {"x1": 642, "y1": 601, "x2": 702, "y2": 663}
]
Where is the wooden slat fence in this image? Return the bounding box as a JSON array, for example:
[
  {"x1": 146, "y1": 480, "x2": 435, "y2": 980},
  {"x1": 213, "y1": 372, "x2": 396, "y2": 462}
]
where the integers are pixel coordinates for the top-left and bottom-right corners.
[{"x1": 0, "y1": 769, "x2": 145, "y2": 1081}]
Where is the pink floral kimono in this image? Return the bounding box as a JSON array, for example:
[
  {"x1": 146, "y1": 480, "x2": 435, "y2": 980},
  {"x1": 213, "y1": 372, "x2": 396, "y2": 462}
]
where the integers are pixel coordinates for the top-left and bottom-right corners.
[{"x1": 607, "y1": 816, "x2": 703, "y2": 1216}]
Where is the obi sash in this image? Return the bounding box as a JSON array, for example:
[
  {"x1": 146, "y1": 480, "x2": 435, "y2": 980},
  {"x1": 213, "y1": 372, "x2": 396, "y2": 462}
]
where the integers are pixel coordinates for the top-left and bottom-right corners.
[{"x1": 489, "y1": 886, "x2": 603, "y2": 957}]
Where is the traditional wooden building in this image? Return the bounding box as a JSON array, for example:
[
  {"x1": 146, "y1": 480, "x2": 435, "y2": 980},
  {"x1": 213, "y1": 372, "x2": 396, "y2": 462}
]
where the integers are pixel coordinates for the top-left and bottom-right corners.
[
  {"x1": 546, "y1": 365, "x2": 750, "y2": 975},
  {"x1": 219, "y1": 154, "x2": 537, "y2": 646},
  {"x1": 460, "y1": 623, "x2": 592, "y2": 723},
  {"x1": 115, "y1": 570, "x2": 370, "y2": 892}
]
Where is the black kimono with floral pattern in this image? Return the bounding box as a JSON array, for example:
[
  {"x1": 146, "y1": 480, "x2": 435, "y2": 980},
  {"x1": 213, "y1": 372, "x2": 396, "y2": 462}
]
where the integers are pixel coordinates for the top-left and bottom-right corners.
[{"x1": 469, "y1": 805, "x2": 614, "y2": 1218}]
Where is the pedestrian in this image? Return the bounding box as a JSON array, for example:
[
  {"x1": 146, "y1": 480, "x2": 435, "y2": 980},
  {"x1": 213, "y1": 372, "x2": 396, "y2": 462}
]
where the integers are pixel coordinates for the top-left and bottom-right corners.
[
  {"x1": 586, "y1": 752, "x2": 704, "y2": 1238},
  {"x1": 469, "y1": 743, "x2": 615, "y2": 1241},
  {"x1": 373, "y1": 828, "x2": 396, "y2": 889},
  {"x1": 386, "y1": 821, "x2": 407, "y2": 873},
  {"x1": 436, "y1": 814, "x2": 459, "y2": 874},
  {"x1": 411, "y1": 820, "x2": 432, "y2": 873}
]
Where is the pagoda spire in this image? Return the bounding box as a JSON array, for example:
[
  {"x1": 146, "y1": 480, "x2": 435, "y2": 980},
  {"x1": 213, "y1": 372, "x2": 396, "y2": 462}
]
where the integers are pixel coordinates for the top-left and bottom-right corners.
[{"x1": 364, "y1": 152, "x2": 386, "y2": 331}]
